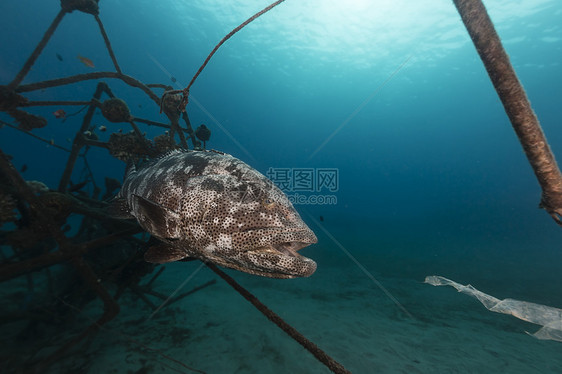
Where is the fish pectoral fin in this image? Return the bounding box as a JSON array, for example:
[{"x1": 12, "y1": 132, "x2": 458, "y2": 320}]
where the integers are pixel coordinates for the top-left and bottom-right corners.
[
  {"x1": 144, "y1": 243, "x2": 188, "y2": 263},
  {"x1": 133, "y1": 194, "x2": 181, "y2": 239}
]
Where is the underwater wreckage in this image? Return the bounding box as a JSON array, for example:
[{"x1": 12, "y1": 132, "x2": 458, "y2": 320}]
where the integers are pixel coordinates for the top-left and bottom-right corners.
[
  {"x1": 0, "y1": 1, "x2": 349, "y2": 373},
  {"x1": 1, "y1": 0, "x2": 562, "y2": 372}
]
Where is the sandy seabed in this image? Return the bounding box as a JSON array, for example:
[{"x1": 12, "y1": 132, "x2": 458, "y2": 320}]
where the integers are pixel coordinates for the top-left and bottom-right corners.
[{"x1": 3, "y1": 245, "x2": 562, "y2": 374}]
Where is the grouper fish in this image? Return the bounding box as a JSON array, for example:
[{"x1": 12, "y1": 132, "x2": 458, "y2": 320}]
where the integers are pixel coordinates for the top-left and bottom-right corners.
[{"x1": 112, "y1": 149, "x2": 317, "y2": 278}]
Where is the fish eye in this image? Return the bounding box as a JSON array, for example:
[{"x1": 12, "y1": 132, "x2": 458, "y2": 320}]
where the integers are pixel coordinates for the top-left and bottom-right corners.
[{"x1": 262, "y1": 198, "x2": 275, "y2": 209}]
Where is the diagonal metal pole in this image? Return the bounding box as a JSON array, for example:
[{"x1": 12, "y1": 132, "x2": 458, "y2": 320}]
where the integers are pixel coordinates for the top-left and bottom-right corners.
[
  {"x1": 7, "y1": 9, "x2": 66, "y2": 90},
  {"x1": 206, "y1": 263, "x2": 352, "y2": 374},
  {"x1": 94, "y1": 14, "x2": 122, "y2": 74},
  {"x1": 452, "y1": 0, "x2": 562, "y2": 226}
]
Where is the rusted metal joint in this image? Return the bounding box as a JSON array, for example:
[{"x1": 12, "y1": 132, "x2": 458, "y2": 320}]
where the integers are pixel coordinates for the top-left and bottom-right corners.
[{"x1": 60, "y1": 0, "x2": 99, "y2": 15}]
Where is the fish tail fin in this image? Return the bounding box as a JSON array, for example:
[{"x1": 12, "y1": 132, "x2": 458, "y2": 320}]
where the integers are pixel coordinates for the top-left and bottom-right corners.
[
  {"x1": 106, "y1": 197, "x2": 133, "y2": 219},
  {"x1": 106, "y1": 161, "x2": 136, "y2": 219}
]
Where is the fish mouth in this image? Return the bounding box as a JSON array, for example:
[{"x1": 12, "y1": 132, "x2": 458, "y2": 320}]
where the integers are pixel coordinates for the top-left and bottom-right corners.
[
  {"x1": 225, "y1": 227, "x2": 318, "y2": 278},
  {"x1": 258, "y1": 241, "x2": 311, "y2": 257},
  {"x1": 245, "y1": 230, "x2": 317, "y2": 278},
  {"x1": 243, "y1": 243, "x2": 317, "y2": 278}
]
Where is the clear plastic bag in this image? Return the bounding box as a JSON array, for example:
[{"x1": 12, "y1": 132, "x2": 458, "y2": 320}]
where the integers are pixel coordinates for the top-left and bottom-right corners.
[{"x1": 425, "y1": 275, "x2": 562, "y2": 342}]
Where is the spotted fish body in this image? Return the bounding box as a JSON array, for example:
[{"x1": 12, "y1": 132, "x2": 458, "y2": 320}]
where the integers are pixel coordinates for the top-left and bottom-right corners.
[{"x1": 114, "y1": 149, "x2": 317, "y2": 278}]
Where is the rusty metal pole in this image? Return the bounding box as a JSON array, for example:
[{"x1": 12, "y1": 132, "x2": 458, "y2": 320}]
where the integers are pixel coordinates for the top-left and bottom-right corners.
[
  {"x1": 452, "y1": 0, "x2": 562, "y2": 226},
  {"x1": 7, "y1": 10, "x2": 66, "y2": 90}
]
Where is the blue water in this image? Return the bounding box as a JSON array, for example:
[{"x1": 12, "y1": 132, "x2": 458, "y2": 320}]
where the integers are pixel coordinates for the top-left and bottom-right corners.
[{"x1": 1, "y1": 0, "x2": 562, "y2": 372}]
